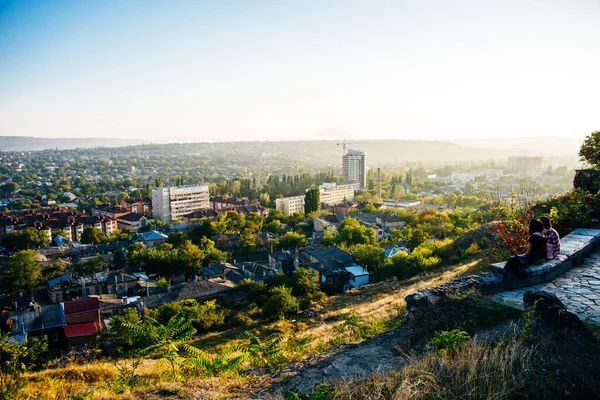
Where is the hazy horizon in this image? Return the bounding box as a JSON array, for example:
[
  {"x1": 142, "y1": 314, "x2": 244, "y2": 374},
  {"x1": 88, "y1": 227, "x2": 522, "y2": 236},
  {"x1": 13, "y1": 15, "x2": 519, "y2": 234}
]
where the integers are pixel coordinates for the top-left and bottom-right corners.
[{"x1": 1, "y1": 0, "x2": 599, "y2": 142}]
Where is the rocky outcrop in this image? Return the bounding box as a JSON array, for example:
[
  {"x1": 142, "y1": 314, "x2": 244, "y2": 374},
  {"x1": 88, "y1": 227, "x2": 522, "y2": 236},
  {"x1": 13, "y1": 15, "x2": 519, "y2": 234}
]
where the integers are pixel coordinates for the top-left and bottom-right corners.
[
  {"x1": 405, "y1": 272, "x2": 505, "y2": 321},
  {"x1": 523, "y1": 289, "x2": 591, "y2": 339}
]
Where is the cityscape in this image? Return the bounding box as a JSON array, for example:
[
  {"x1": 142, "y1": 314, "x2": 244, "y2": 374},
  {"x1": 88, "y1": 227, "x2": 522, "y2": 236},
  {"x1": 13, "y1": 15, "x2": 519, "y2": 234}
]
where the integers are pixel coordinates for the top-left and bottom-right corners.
[{"x1": 1, "y1": 1, "x2": 600, "y2": 399}]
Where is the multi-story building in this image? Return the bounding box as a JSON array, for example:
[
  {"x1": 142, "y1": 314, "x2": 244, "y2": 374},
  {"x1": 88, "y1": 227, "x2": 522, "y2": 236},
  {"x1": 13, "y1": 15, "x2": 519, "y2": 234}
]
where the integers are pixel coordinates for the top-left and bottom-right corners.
[
  {"x1": 342, "y1": 149, "x2": 367, "y2": 189},
  {"x1": 508, "y1": 156, "x2": 543, "y2": 173},
  {"x1": 319, "y1": 182, "x2": 359, "y2": 205},
  {"x1": 275, "y1": 195, "x2": 305, "y2": 217},
  {"x1": 152, "y1": 185, "x2": 210, "y2": 223},
  {"x1": 0, "y1": 208, "x2": 116, "y2": 242}
]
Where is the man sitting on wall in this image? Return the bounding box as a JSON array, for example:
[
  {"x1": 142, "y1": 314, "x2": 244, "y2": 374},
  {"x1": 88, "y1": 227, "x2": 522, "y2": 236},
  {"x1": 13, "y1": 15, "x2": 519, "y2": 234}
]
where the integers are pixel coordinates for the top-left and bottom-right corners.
[{"x1": 540, "y1": 216, "x2": 560, "y2": 259}]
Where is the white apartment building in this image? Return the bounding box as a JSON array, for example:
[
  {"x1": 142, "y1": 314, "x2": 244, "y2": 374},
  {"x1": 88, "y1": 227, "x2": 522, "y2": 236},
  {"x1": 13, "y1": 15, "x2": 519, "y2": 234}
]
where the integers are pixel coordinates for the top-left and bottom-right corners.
[
  {"x1": 342, "y1": 149, "x2": 367, "y2": 189},
  {"x1": 275, "y1": 195, "x2": 305, "y2": 217},
  {"x1": 319, "y1": 182, "x2": 358, "y2": 205},
  {"x1": 152, "y1": 185, "x2": 210, "y2": 223}
]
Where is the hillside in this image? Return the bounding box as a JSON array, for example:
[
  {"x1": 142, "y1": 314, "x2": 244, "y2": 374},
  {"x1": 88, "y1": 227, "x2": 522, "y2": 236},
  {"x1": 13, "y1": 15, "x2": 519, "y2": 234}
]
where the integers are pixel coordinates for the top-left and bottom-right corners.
[
  {"x1": 0, "y1": 137, "x2": 580, "y2": 165},
  {"x1": 0, "y1": 136, "x2": 151, "y2": 151}
]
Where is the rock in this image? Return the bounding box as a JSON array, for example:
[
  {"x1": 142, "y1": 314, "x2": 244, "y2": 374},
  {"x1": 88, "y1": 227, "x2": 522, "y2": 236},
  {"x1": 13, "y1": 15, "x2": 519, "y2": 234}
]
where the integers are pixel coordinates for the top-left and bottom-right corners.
[
  {"x1": 405, "y1": 272, "x2": 505, "y2": 321},
  {"x1": 523, "y1": 290, "x2": 589, "y2": 337},
  {"x1": 523, "y1": 290, "x2": 566, "y2": 310}
]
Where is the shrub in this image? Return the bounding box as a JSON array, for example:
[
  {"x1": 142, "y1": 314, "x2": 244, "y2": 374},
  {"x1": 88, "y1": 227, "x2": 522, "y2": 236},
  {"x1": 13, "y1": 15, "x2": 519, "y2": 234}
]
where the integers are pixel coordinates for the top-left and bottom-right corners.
[{"x1": 429, "y1": 329, "x2": 470, "y2": 353}]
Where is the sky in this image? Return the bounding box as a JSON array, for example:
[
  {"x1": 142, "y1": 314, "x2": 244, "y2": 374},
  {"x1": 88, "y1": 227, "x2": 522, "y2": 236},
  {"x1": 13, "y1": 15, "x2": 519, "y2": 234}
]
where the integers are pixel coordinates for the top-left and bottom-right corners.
[{"x1": 1, "y1": 0, "x2": 599, "y2": 143}]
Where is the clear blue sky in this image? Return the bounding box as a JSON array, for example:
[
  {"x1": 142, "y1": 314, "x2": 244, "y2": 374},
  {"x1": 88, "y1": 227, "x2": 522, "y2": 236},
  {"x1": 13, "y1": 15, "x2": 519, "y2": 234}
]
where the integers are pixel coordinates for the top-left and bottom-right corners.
[{"x1": 1, "y1": 0, "x2": 599, "y2": 142}]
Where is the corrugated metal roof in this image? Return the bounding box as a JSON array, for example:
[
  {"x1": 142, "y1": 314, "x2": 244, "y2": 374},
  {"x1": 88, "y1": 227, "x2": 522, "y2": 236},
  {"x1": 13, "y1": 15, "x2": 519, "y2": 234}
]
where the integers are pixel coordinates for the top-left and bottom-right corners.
[
  {"x1": 63, "y1": 298, "x2": 100, "y2": 315},
  {"x1": 64, "y1": 321, "x2": 101, "y2": 337}
]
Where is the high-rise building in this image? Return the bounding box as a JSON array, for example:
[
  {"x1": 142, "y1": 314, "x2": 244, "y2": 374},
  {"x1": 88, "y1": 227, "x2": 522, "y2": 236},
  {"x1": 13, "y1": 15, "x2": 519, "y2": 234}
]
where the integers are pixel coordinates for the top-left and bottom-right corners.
[
  {"x1": 342, "y1": 149, "x2": 367, "y2": 189},
  {"x1": 152, "y1": 185, "x2": 210, "y2": 223}
]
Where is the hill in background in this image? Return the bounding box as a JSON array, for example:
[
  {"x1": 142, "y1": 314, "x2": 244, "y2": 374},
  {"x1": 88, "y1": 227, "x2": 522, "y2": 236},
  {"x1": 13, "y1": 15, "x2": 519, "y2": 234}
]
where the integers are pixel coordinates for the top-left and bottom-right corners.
[{"x1": 0, "y1": 136, "x2": 151, "y2": 151}]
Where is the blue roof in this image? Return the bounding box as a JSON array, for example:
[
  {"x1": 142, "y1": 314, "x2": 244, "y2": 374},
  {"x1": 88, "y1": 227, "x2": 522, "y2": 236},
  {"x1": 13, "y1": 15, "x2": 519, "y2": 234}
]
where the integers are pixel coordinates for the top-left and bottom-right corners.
[
  {"x1": 384, "y1": 247, "x2": 409, "y2": 258},
  {"x1": 53, "y1": 235, "x2": 68, "y2": 246},
  {"x1": 132, "y1": 272, "x2": 149, "y2": 281},
  {"x1": 140, "y1": 230, "x2": 168, "y2": 241},
  {"x1": 345, "y1": 265, "x2": 369, "y2": 277},
  {"x1": 48, "y1": 273, "x2": 70, "y2": 287}
]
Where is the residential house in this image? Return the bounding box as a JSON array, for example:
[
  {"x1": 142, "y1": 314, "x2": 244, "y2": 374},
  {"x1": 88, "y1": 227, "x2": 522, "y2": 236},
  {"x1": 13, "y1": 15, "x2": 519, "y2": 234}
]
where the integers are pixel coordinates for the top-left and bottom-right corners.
[
  {"x1": 298, "y1": 245, "x2": 369, "y2": 292},
  {"x1": 116, "y1": 213, "x2": 154, "y2": 232},
  {"x1": 135, "y1": 230, "x2": 169, "y2": 247}
]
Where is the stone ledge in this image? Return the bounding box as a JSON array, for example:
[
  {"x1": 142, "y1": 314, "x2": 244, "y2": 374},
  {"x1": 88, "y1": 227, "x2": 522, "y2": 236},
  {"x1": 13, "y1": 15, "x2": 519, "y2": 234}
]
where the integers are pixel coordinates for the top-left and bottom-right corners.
[{"x1": 489, "y1": 229, "x2": 600, "y2": 283}]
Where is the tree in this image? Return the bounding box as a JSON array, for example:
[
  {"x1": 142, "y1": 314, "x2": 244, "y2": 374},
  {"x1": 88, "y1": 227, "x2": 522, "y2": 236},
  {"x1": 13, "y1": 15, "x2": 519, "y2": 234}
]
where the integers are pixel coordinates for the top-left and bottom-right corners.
[
  {"x1": 167, "y1": 232, "x2": 188, "y2": 248},
  {"x1": 0, "y1": 250, "x2": 42, "y2": 295},
  {"x1": 2, "y1": 227, "x2": 50, "y2": 250},
  {"x1": 262, "y1": 286, "x2": 300, "y2": 320},
  {"x1": 304, "y1": 186, "x2": 320, "y2": 215},
  {"x1": 80, "y1": 226, "x2": 105, "y2": 244},
  {"x1": 0, "y1": 182, "x2": 19, "y2": 198},
  {"x1": 407, "y1": 228, "x2": 428, "y2": 250},
  {"x1": 351, "y1": 244, "x2": 385, "y2": 270},
  {"x1": 275, "y1": 232, "x2": 308, "y2": 250},
  {"x1": 579, "y1": 131, "x2": 600, "y2": 168},
  {"x1": 337, "y1": 218, "x2": 376, "y2": 246},
  {"x1": 123, "y1": 312, "x2": 196, "y2": 376}
]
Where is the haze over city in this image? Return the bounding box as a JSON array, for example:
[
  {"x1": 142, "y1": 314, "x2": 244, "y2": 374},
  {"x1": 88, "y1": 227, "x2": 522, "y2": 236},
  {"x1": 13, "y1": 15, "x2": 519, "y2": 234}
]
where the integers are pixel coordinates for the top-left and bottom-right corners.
[{"x1": 1, "y1": 0, "x2": 599, "y2": 143}]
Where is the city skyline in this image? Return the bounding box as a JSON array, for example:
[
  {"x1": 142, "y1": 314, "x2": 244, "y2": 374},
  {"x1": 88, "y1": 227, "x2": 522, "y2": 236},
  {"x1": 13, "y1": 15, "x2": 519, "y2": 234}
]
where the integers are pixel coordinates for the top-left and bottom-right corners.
[{"x1": 1, "y1": 0, "x2": 599, "y2": 142}]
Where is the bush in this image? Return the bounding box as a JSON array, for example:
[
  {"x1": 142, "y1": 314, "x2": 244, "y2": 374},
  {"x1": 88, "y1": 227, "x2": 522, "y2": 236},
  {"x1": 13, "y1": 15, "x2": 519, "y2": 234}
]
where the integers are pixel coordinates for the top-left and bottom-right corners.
[
  {"x1": 429, "y1": 329, "x2": 470, "y2": 353},
  {"x1": 262, "y1": 286, "x2": 300, "y2": 320}
]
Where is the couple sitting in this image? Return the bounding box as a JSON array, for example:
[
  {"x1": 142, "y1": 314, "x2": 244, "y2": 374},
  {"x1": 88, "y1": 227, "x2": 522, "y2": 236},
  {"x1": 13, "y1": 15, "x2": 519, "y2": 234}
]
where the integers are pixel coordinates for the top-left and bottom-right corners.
[{"x1": 505, "y1": 216, "x2": 560, "y2": 277}]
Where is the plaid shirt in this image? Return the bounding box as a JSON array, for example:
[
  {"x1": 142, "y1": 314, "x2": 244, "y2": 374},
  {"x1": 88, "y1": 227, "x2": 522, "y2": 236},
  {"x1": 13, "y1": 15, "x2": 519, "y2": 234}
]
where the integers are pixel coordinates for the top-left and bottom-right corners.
[{"x1": 544, "y1": 228, "x2": 560, "y2": 259}]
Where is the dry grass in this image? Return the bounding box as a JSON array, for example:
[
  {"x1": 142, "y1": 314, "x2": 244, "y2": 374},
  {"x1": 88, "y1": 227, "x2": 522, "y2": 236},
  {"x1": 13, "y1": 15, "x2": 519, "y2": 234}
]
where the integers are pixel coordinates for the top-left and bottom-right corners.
[
  {"x1": 14, "y1": 261, "x2": 483, "y2": 400},
  {"x1": 303, "y1": 261, "x2": 480, "y2": 350}
]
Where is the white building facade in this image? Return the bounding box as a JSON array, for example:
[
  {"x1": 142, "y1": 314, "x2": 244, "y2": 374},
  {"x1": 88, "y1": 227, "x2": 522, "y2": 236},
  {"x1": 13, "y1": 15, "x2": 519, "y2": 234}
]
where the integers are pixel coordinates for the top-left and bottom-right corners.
[
  {"x1": 275, "y1": 195, "x2": 305, "y2": 217},
  {"x1": 342, "y1": 149, "x2": 367, "y2": 189},
  {"x1": 152, "y1": 185, "x2": 210, "y2": 223},
  {"x1": 319, "y1": 181, "x2": 359, "y2": 205}
]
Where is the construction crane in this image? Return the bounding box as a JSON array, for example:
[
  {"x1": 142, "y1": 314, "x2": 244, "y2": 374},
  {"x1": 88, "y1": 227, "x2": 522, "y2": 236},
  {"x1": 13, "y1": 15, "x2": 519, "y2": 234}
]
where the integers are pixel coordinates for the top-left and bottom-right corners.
[{"x1": 337, "y1": 139, "x2": 366, "y2": 155}]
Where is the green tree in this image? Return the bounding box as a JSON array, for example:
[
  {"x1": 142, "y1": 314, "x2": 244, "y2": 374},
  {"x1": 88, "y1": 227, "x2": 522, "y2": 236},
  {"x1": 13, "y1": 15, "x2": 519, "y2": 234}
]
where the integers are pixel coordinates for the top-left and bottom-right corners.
[
  {"x1": 0, "y1": 250, "x2": 43, "y2": 295},
  {"x1": 80, "y1": 226, "x2": 105, "y2": 244},
  {"x1": 123, "y1": 312, "x2": 197, "y2": 377},
  {"x1": 407, "y1": 228, "x2": 428, "y2": 250},
  {"x1": 167, "y1": 231, "x2": 188, "y2": 248},
  {"x1": 579, "y1": 131, "x2": 600, "y2": 168},
  {"x1": 337, "y1": 218, "x2": 376, "y2": 246},
  {"x1": 2, "y1": 227, "x2": 50, "y2": 250},
  {"x1": 304, "y1": 186, "x2": 320, "y2": 215},
  {"x1": 275, "y1": 232, "x2": 308, "y2": 250},
  {"x1": 262, "y1": 286, "x2": 300, "y2": 320},
  {"x1": 351, "y1": 244, "x2": 384, "y2": 270}
]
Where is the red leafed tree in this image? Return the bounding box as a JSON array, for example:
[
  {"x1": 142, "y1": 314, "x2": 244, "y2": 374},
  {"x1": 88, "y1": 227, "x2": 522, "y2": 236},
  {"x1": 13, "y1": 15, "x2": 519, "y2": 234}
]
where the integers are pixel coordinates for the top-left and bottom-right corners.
[{"x1": 489, "y1": 210, "x2": 532, "y2": 263}]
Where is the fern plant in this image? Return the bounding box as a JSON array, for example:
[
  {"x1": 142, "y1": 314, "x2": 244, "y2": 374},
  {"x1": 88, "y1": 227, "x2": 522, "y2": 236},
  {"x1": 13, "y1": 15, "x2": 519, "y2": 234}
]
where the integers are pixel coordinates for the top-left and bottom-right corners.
[
  {"x1": 240, "y1": 331, "x2": 288, "y2": 371},
  {"x1": 123, "y1": 312, "x2": 197, "y2": 377},
  {"x1": 182, "y1": 344, "x2": 246, "y2": 377},
  {"x1": 429, "y1": 329, "x2": 470, "y2": 354}
]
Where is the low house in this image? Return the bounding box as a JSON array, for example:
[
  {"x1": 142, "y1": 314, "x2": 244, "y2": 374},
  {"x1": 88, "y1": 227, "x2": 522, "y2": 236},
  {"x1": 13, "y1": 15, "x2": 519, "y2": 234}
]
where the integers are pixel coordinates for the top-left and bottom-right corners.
[
  {"x1": 135, "y1": 230, "x2": 168, "y2": 247},
  {"x1": 376, "y1": 214, "x2": 406, "y2": 231},
  {"x1": 63, "y1": 298, "x2": 104, "y2": 346},
  {"x1": 4, "y1": 303, "x2": 66, "y2": 346},
  {"x1": 298, "y1": 245, "x2": 369, "y2": 292},
  {"x1": 211, "y1": 233, "x2": 239, "y2": 249},
  {"x1": 268, "y1": 250, "x2": 296, "y2": 275},
  {"x1": 48, "y1": 271, "x2": 140, "y2": 303},
  {"x1": 116, "y1": 213, "x2": 154, "y2": 232},
  {"x1": 173, "y1": 280, "x2": 236, "y2": 302},
  {"x1": 198, "y1": 263, "x2": 245, "y2": 284}
]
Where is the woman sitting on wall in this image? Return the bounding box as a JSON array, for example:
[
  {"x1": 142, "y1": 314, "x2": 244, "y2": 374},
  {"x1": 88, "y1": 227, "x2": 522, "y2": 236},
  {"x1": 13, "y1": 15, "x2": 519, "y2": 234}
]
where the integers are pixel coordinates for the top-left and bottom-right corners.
[{"x1": 505, "y1": 218, "x2": 547, "y2": 277}]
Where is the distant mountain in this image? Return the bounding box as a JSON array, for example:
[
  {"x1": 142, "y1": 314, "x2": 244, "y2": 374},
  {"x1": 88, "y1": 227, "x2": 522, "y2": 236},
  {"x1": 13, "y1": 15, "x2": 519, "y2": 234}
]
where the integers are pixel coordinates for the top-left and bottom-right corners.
[
  {"x1": 448, "y1": 136, "x2": 583, "y2": 158},
  {"x1": 0, "y1": 136, "x2": 151, "y2": 151}
]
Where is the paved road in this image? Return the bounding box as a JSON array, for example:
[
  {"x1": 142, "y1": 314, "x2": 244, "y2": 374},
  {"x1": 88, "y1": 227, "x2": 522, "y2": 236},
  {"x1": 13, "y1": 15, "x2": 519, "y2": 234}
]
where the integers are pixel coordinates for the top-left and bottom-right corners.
[{"x1": 495, "y1": 251, "x2": 600, "y2": 324}]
